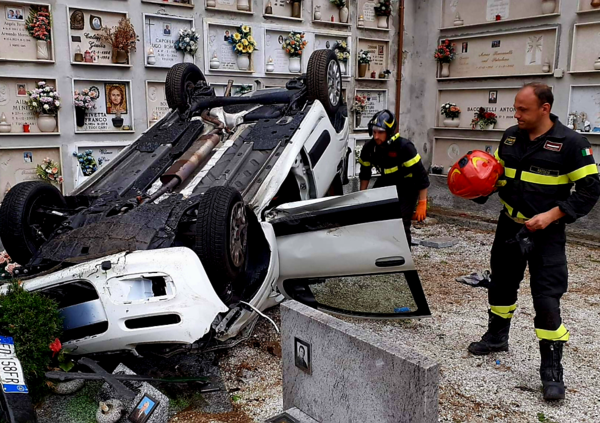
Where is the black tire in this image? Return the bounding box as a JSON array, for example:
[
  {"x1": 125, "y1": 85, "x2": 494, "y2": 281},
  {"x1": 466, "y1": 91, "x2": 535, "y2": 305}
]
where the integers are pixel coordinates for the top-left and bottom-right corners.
[
  {"x1": 195, "y1": 186, "x2": 248, "y2": 301},
  {"x1": 307, "y1": 49, "x2": 342, "y2": 116},
  {"x1": 165, "y1": 63, "x2": 206, "y2": 112},
  {"x1": 0, "y1": 181, "x2": 67, "y2": 265}
]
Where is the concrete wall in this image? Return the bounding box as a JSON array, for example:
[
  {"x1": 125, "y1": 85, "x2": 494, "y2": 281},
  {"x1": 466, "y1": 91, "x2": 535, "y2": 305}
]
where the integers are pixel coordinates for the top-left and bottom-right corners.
[
  {"x1": 0, "y1": 0, "x2": 400, "y2": 194},
  {"x1": 398, "y1": 0, "x2": 600, "y2": 238},
  {"x1": 281, "y1": 300, "x2": 439, "y2": 423}
]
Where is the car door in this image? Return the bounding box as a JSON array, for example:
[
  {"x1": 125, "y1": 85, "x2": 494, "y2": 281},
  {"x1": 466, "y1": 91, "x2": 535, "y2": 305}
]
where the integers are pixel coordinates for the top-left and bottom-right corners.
[{"x1": 268, "y1": 186, "x2": 430, "y2": 319}]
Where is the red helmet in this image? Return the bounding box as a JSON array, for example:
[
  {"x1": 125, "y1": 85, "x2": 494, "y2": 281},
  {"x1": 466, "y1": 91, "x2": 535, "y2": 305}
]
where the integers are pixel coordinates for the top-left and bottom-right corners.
[{"x1": 447, "y1": 150, "x2": 504, "y2": 199}]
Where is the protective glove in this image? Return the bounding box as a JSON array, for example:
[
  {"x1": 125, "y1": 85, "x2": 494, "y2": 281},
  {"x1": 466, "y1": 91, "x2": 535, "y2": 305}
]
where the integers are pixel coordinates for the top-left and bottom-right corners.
[
  {"x1": 412, "y1": 199, "x2": 427, "y2": 222},
  {"x1": 506, "y1": 226, "x2": 534, "y2": 256}
]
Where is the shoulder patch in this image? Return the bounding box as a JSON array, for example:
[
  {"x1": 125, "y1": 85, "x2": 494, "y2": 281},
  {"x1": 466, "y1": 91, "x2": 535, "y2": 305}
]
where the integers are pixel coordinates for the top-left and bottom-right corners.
[
  {"x1": 544, "y1": 140, "x2": 563, "y2": 152},
  {"x1": 504, "y1": 136, "x2": 516, "y2": 145}
]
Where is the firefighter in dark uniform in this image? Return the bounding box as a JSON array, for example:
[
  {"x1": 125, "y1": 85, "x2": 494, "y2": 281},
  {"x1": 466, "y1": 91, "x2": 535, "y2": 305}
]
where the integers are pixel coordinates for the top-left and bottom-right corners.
[
  {"x1": 358, "y1": 110, "x2": 430, "y2": 247},
  {"x1": 468, "y1": 83, "x2": 600, "y2": 401}
]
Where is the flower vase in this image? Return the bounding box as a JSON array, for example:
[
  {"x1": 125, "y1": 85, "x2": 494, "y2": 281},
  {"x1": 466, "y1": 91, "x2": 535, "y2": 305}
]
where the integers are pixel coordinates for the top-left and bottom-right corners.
[
  {"x1": 237, "y1": 54, "x2": 250, "y2": 71},
  {"x1": 37, "y1": 114, "x2": 56, "y2": 132},
  {"x1": 541, "y1": 0, "x2": 556, "y2": 14},
  {"x1": 289, "y1": 57, "x2": 301, "y2": 73},
  {"x1": 339, "y1": 61, "x2": 346, "y2": 75},
  {"x1": 485, "y1": 123, "x2": 495, "y2": 130},
  {"x1": 358, "y1": 63, "x2": 368, "y2": 78},
  {"x1": 75, "y1": 108, "x2": 86, "y2": 127},
  {"x1": 377, "y1": 16, "x2": 388, "y2": 29},
  {"x1": 112, "y1": 116, "x2": 123, "y2": 128},
  {"x1": 116, "y1": 49, "x2": 128, "y2": 64},
  {"x1": 443, "y1": 118, "x2": 460, "y2": 127},
  {"x1": 339, "y1": 6, "x2": 349, "y2": 23},
  {"x1": 237, "y1": 0, "x2": 250, "y2": 11},
  {"x1": 207, "y1": 0, "x2": 216, "y2": 6},
  {"x1": 184, "y1": 53, "x2": 194, "y2": 63},
  {"x1": 440, "y1": 62, "x2": 450, "y2": 77},
  {"x1": 355, "y1": 113, "x2": 362, "y2": 128},
  {"x1": 292, "y1": 1, "x2": 301, "y2": 18},
  {"x1": 594, "y1": 58, "x2": 600, "y2": 70},
  {"x1": 36, "y1": 40, "x2": 49, "y2": 60}
]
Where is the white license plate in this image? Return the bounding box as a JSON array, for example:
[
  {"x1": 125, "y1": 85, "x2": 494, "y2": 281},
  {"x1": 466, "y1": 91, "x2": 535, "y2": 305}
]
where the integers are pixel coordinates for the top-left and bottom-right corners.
[{"x1": 0, "y1": 337, "x2": 28, "y2": 394}]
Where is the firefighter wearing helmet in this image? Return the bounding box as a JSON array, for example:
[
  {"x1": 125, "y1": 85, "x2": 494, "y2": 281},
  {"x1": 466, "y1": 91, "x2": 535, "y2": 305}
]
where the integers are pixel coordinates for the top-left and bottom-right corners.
[
  {"x1": 449, "y1": 83, "x2": 600, "y2": 401},
  {"x1": 358, "y1": 110, "x2": 430, "y2": 247}
]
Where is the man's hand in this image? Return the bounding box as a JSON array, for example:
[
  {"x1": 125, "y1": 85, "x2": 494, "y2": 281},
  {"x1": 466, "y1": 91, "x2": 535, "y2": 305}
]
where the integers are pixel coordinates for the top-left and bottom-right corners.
[
  {"x1": 413, "y1": 199, "x2": 427, "y2": 222},
  {"x1": 525, "y1": 207, "x2": 566, "y2": 232}
]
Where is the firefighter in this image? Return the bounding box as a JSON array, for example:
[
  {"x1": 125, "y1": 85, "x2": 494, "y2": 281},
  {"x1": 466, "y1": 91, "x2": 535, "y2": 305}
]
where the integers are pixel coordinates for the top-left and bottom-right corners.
[
  {"x1": 467, "y1": 83, "x2": 600, "y2": 401},
  {"x1": 358, "y1": 110, "x2": 430, "y2": 247}
]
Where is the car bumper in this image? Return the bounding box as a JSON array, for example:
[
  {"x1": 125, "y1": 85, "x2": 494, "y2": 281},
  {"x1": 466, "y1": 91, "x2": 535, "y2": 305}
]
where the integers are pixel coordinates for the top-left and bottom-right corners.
[{"x1": 19, "y1": 247, "x2": 229, "y2": 355}]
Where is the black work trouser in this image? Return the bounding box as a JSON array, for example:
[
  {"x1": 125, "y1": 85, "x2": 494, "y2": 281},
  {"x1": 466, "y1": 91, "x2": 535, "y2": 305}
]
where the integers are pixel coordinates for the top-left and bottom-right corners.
[
  {"x1": 489, "y1": 212, "x2": 568, "y2": 338},
  {"x1": 373, "y1": 179, "x2": 417, "y2": 248}
]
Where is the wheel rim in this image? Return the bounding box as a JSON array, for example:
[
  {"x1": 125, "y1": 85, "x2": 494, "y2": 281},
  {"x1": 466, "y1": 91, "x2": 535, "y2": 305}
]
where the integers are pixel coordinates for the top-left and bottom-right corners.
[
  {"x1": 327, "y1": 60, "x2": 342, "y2": 107},
  {"x1": 229, "y1": 202, "x2": 248, "y2": 268}
]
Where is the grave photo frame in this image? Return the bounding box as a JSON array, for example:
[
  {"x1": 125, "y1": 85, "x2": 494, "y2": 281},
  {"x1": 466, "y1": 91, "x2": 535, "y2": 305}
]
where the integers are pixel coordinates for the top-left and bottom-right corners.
[
  {"x1": 128, "y1": 393, "x2": 159, "y2": 423},
  {"x1": 294, "y1": 337, "x2": 311, "y2": 375}
]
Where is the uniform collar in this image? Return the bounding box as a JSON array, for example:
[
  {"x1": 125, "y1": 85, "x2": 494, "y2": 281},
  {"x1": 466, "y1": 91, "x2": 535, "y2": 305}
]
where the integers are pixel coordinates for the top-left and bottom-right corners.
[{"x1": 517, "y1": 113, "x2": 566, "y2": 141}]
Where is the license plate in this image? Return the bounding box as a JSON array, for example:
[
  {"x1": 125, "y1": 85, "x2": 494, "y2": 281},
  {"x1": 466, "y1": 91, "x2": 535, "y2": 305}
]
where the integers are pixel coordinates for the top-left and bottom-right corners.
[{"x1": 0, "y1": 337, "x2": 28, "y2": 394}]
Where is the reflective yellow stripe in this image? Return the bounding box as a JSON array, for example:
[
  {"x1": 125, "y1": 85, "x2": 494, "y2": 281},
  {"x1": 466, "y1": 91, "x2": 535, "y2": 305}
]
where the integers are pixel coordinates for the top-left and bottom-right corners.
[
  {"x1": 499, "y1": 198, "x2": 528, "y2": 220},
  {"x1": 490, "y1": 304, "x2": 517, "y2": 319},
  {"x1": 402, "y1": 154, "x2": 421, "y2": 168},
  {"x1": 383, "y1": 166, "x2": 399, "y2": 174},
  {"x1": 504, "y1": 167, "x2": 516, "y2": 178},
  {"x1": 521, "y1": 171, "x2": 570, "y2": 186},
  {"x1": 390, "y1": 133, "x2": 400, "y2": 142},
  {"x1": 358, "y1": 158, "x2": 371, "y2": 167},
  {"x1": 404, "y1": 173, "x2": 413, "y2": 178},
  {"x1": 568, "y1": 163, "x2": 599, "y2": 182},
  {"x1": 494, "y1": 149, "x2": 505, "y2": 166},
  {"x1": 536, "y1": 324, "x2": 570, "y2": 342}
]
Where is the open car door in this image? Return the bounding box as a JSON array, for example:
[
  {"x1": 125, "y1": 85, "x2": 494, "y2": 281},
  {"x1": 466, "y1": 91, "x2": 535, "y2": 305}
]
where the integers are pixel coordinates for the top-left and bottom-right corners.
[{"x1": 269, "y1": 186, "x2": 431, "y2": 319}]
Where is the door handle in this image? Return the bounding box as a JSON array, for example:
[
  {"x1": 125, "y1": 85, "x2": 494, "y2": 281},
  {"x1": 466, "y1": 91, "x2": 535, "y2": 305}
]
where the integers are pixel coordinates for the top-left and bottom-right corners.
[{"x1": 375, "y1": 256, "x2": 405, "y2": 267}]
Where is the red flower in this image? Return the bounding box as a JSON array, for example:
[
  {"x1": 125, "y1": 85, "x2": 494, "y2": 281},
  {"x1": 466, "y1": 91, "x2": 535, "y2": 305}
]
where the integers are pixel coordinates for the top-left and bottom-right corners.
[{"x1": 49, "y1": 338, "x2": 61, "y2": 357}]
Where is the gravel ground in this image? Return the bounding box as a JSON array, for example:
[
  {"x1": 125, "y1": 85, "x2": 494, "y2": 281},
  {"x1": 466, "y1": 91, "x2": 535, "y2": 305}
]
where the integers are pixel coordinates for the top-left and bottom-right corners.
[{"x1": 172, "y1": 222, "x2": 600, "y2": 423}]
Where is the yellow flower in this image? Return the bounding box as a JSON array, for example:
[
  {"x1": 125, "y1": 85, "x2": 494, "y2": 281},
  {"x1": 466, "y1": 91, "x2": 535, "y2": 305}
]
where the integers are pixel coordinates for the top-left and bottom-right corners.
[
  {"x1": 233, "y1": 33, "x2": 241, "y2": 41},
  {"x1": 248, "y1": 35, "x2": 254, "y2": 43},
  {"x1": 242, "y1": 46, "x2": 248, "y2": 53},
  {"x1": 242, "y1": 25, "x2": 250, "y2": 33},
  {"x1": 236, "y1": 43, "x2": 243, "y2": 51},
  {"x1": 242, "y1": 39, "x2": 249, "y2": 46},
  {"x1": 248, "y1": 45, "x2": 254, "y2": 53}
]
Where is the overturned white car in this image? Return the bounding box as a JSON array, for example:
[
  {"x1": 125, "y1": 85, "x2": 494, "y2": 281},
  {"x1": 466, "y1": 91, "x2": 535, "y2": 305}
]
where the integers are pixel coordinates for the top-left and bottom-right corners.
[{"x1": 0, "y1": 50, "x2": 430, "y2": 356}]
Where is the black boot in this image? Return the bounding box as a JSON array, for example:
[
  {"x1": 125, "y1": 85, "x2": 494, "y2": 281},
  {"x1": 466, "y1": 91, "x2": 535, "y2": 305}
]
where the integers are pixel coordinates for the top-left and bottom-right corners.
[
  {"x1": 468, "y1": 310, "x2": 511, "y2": 355},
  {"x1": 539, "y1": 340, "x2": 566, "y2": 401}
]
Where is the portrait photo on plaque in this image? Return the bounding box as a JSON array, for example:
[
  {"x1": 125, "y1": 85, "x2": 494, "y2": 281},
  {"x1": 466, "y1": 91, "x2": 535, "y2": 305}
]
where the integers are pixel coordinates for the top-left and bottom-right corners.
[
  {"x1": 488, "y1": 90, "x2": 498, "y2": 104},
  {"x1": 6, "y1": 7, "x2": 24, "y2": 21},
  {"x1": 89, "y1": 15, "x2": 102, "y2": 31},
  {"x1": 105, "y1": 84, "x2": 128, "y2": 114},
  {"x1": 163, "y1": 23, "x2": 171, "y2": 35},
  {"x1": 16, "y1": 84, "x2": 27, "y2": 96},
  {"x1": 294, "y1": 337, "x2": 311, "y2": 374},
  {"x1": 128, "y1": 394, "x2": 158, "y2": 423}
]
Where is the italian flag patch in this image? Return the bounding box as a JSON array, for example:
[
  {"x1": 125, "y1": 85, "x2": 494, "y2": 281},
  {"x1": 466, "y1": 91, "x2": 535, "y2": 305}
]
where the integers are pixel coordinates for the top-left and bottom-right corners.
[{"x1": 582, "y1": 148, "x2": 593, "y2": 157}]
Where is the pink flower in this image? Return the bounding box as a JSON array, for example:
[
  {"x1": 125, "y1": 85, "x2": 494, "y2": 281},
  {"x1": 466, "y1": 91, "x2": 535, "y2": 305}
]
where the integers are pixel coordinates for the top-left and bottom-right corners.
[
  {"x1": 5, "y1": 263, "x2": 19, "y2": 274},
  {"x1": 51, "y1": 167, "x2": 58, "y2": 174},
  {"x1": 0, "y1": 256, "x2": 6, "y2": 265}
]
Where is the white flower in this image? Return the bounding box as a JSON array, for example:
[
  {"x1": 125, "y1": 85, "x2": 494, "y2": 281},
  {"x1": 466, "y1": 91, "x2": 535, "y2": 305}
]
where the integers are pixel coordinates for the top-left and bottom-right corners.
[
  {"x1": 55, "y1": 101, "x2": 60, "y2": 106},
  {"x1": 32, "y1": 102, "x2": 37, "y2": 107},
  {"x1": 43, "y1": 104, "x2": 49, "y2": 110},
  {"x1": 38, "y1": 81, "x2": 46, "y2": 86}
]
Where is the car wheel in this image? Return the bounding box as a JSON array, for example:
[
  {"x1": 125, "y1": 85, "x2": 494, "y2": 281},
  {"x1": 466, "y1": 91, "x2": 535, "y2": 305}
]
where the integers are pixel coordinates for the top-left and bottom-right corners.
[
  {"x1": 0, "y1": 181, "x2": 67, "y2": 265},
  {"x1": 165, "y1": 63, "x2": 207, "y2": 112},
  {"x1": 307, "y1": 49, "x2": 342, "y2": 116},
  {"x1": 195, "y1": 186, "x2": 248, "y2": 302}
]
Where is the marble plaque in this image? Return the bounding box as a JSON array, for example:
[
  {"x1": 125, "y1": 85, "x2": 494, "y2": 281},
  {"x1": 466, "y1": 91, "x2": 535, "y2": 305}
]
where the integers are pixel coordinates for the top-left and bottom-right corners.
[
  {"x1": 146, "y1": 81, "x2": 169, "y2": 127},
  {"x1": 444, "y1": 28, "x2": 557, "y2": 78},
  {"x1": 144, "y1": 14, "x2": 193, "y2": 68},
  {"x1": 0, "y1": 3, "x2": 53, "y2": 61},
  {"x1": 74, "y1": 145, "x2": 125, "y2": 187},
  {"x1": 74, "y1": 80, "x2": 133, "y2": 133},
  {"x1": 357, "y1": 39, "x2": 389, "y2": 77},
  {"x1": 0, "y1": 147, "x2": 61, "y2": 201},
  {"x1": 355, "y1": 89, "x2": 388, "y2": 130},
  {"x1": 68, "y1": 8, "x2": 127, "y2": 65},
  {"x1": 0, "y1": 78, "x2": 58, "y2": 134},
  {"x1": 569, "y1": 86, "x2": 600, "y2": 130},
  {"x1": 571, "y1": 23, "x2": 600, "y2": 73}
]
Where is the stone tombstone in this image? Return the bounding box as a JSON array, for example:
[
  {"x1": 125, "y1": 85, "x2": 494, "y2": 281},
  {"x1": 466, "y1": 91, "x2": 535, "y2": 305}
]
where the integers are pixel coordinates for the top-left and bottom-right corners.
[
  {"x1": 281, "y1": 300, "x2": 439, "y2": 423},
  {"x1": 98, "y1": 363, "x2": 169, "y2": 423}
]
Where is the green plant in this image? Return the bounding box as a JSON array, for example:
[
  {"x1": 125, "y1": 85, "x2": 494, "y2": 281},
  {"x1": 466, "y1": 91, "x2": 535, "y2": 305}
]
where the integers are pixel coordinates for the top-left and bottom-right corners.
[{"x1": 0, "y1": 282, "x2": 63, "y2": 401}]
